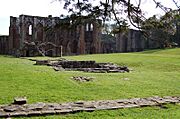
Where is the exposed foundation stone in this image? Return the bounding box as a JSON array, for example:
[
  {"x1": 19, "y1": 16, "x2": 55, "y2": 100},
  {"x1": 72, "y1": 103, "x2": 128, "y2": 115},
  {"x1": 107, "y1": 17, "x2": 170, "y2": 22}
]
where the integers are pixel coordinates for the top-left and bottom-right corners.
[
  {"x1": 35, "y1": 59, "x2": 130, "y2": 73},
  {"x1": 0, "y1": 96, "x2": 179, "y2": 118}
]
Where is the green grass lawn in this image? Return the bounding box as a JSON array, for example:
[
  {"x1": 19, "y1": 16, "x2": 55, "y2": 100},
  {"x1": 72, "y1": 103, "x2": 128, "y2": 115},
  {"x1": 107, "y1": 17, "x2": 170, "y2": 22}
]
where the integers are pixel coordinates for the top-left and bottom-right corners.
[{"x1": 0, "y1": 48, "x2": 180, "y2": 118}]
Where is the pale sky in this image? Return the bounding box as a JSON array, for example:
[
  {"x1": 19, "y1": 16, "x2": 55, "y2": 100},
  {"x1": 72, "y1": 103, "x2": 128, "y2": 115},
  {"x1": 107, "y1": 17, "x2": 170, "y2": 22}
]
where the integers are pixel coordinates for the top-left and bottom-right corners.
[{"x1": 0, "y1": 0, "x2": 177, "y2": 35}]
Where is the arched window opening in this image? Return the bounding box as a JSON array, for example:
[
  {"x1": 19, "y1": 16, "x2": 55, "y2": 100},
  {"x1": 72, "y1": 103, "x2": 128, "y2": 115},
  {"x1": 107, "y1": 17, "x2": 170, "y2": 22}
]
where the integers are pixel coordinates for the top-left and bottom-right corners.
[
  {"x1": 29, "y1": 25, "x2": 32, "y2": 35},
  {"x1": 90, "y1": 24, "x2": 93, "y2": 31},
  {"x1": 86, "y1": 24, "x2": 89, "y2": 31}
]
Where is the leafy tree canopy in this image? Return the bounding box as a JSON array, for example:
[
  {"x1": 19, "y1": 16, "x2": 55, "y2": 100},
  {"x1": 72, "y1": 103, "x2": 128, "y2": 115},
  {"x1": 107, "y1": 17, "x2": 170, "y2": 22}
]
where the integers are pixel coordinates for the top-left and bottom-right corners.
[
  {"x1": 56, "y1": 0, "x2": 179, "y2": 29},
  {"x1": 55, "y1": 0, "x2": 180, "y2": 47}
]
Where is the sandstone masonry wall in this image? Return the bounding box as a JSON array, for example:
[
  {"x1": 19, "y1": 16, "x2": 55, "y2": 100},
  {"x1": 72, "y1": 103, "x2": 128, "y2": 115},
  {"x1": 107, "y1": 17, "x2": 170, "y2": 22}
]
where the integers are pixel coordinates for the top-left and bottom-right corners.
[
  {"x1": 116, "y1": 29, "x2": 145, "y2": 52},
  {"x1": 8, "y1": 15, "x2": 102, "y2": 56},
  {"x1": 0, "y1": 35, "x2": 9, "y2": 54}
]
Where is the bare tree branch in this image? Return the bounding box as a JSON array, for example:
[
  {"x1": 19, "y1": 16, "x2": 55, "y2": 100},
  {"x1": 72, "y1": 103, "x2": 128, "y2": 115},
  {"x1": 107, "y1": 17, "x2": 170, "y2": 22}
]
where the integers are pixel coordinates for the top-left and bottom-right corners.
[
  {"x1": 23, "y1": 41, "x2": 61, "y2": 56},
  {"x1": 152, "y1": 0, "x2": 172, "y2": 12},
  {"x1": 172, "y1": 0, "x2": 180, "y2": 9}
]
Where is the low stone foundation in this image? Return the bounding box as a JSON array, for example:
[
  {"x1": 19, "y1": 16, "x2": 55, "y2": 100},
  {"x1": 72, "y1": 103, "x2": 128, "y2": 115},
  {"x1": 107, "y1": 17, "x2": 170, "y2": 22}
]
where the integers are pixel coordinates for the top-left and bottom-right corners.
[
  {"x1": 35, "y1": 59, "x2": 131, "y2": 73},
  {"x1": 0, "y1": 96, "x2": 179, "y2": 118}
]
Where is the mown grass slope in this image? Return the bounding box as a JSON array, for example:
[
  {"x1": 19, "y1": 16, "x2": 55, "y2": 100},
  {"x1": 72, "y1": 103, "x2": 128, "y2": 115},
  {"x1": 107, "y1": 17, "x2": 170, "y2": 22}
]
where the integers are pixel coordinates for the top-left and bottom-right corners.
[{"x1": 0, "y1": 48, "x2": 180, "y2": 118}]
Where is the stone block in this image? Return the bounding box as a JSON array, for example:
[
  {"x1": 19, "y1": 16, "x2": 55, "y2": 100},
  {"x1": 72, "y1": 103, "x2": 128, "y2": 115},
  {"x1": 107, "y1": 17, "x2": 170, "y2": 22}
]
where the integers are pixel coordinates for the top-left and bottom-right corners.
[
  {"x1": 139, "y1": 101, "x2": 157, "y2": 107},
  {"x1": 53, "y1": 66, "x2": 64, "y2": 71},
  {"x1": 55, "y1": 109, "x2": 73, "y2": 114},
  {"x1": 9, "y1": 111, "x2": 27, "y2": 117},
  {"x1": 4, "y1": 105, "x2": 23, "y2": 112},
  {"x1": 95, "y1": 105, "x2": 113, "y2": 110},
  {"x1": 13, "y1": 97, "x2": 27, "y2": 105},
  {"x1": 44, "y1": 103, "x2": 60, "y2": 110},
  {"x1": 123, "y1": 104, "x2": 139, "y2": 108},
  {"x1": 26, "y1": 102, "x2": 46, "y2": 111},
  {"x1": 27, "y1": 111, "x2": 42, "y2": 116},
  {"x1": 72, "y1": 107, "x2": 84, "y2": 112},
  {"x1": 0, "y1": 112, "x2": 9, "y2": 118},
  {"x1": 41, "y1": 110, "x2": 56, "y2": 115},
  {"x1": 60, "y1": 104, "x2": 72, "y2": 109}
]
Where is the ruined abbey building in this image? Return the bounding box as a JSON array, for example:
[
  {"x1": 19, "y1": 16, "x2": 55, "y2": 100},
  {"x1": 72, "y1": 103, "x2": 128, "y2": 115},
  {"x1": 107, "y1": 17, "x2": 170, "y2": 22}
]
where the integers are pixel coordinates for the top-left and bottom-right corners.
[
  {"x1": 0, "y1": 15, "x2": 101, "y2": 56},
  {"x1": 1, "y1": 14, "x2": 173, "y2": 57}
]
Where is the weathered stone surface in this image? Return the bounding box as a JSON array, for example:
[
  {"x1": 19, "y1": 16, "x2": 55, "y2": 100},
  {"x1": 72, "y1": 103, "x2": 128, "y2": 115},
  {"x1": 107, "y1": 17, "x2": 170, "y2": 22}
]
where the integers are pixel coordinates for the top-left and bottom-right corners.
[
  {"x1": 53, "y1": 66, "x2": 64, "y2": 71},
  {"x1": 41, "y1": 110, "x2": 56, "y2": 115},
  {"x1": 163, "y1": 96, "x2": 180, "y2": 103},
  {"x1": 9, "y1": 111, "x2": 27, "y2": 117},
  {"x1": 27, "y1": 111, "x2": 42, "y2": 116},
  {"x1": 4, "y1": 105, "x2": 24, "y2": 112},
  {"x1": 36, "y1": 59, "x2": 131, "y2": 73},
  {"x1": 82, "y1": 108, "x2": 96, "y2": 111},
  {"x1": 25, "y1": 103, "x2": 46, "y2": 111},
  {"x1": 116, "y1": 29, "x2": 145, "y2": 53},
  {"x1": 44, "y1": 103, "x2": 60, "y2": 110},
  {"x1": 0, "y1": 111, "x2": 9, "y2": 117},
  {"x1": 71, "y1": 76, "x2": 95, "y2": 82},
  {"x1": 13, "y1": 97, "x2": 27, "y2": 105},
  {"x1": 123, "y1": 104, "x2": 140, "y2": 108},
  {"x1": 83, "y1": 102, "x2": 96, "y2": 108},
  {"x1": 0, "y1": 96, "x2": 179, "y2": 118},
  {"x1": 72, "y1": 107, "x2": 84, "y2": 112},
  {"x1": 7, "y1": 15, "x2": 101, "y2": 57},
  {"x1": 35, "y1": 60, "x2": 50, "y2": 65},
  {"x1": 55, "y1": 109, "x2": 73, "y2": 114},
  {"x1": 108, "y1": 69, "x2": 122, "y2": 73}
]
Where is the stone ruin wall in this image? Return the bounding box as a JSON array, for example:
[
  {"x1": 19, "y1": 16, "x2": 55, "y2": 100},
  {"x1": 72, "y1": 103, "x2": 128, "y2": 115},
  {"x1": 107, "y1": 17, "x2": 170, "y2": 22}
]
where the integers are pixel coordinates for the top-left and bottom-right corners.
[
  {"x1": 0, "y1": 14, "x2": 165, "y2": 56},
  {"x1": 116, "y1": 29, "x2": 145, "y2": 52},
  {"x1": 116, "y1": 29, "x2": 162, "y2": 53},
  {"x1": 8, "y1": 15, "x2": 102, "y2": 57},
  {"x1": 0, "y1": 35, "x2": 9, "y2": 54}
]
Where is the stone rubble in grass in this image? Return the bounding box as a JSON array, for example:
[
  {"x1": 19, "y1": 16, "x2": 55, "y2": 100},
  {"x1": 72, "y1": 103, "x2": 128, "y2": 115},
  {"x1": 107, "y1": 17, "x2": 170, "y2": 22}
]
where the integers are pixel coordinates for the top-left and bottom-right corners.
[
  {"x1": 71, "y1": 76, "x2": 95, "y2": 82},
  {"x1": 0, "y1": 96, "x2": 179, "y2": 118},
  {"x1": 122, "y1": 78, "x2": 130, "y2": 80},
  {"x1": 35, "y1": 59, "x2": 131, "y2": 73}
]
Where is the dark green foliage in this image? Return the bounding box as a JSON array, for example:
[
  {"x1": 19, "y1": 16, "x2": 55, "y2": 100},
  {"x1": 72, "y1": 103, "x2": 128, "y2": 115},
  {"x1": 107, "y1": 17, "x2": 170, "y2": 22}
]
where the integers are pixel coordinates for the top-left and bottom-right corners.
[{"x1": 141, "y1": 10, "x2": 180, "y2": 47}]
